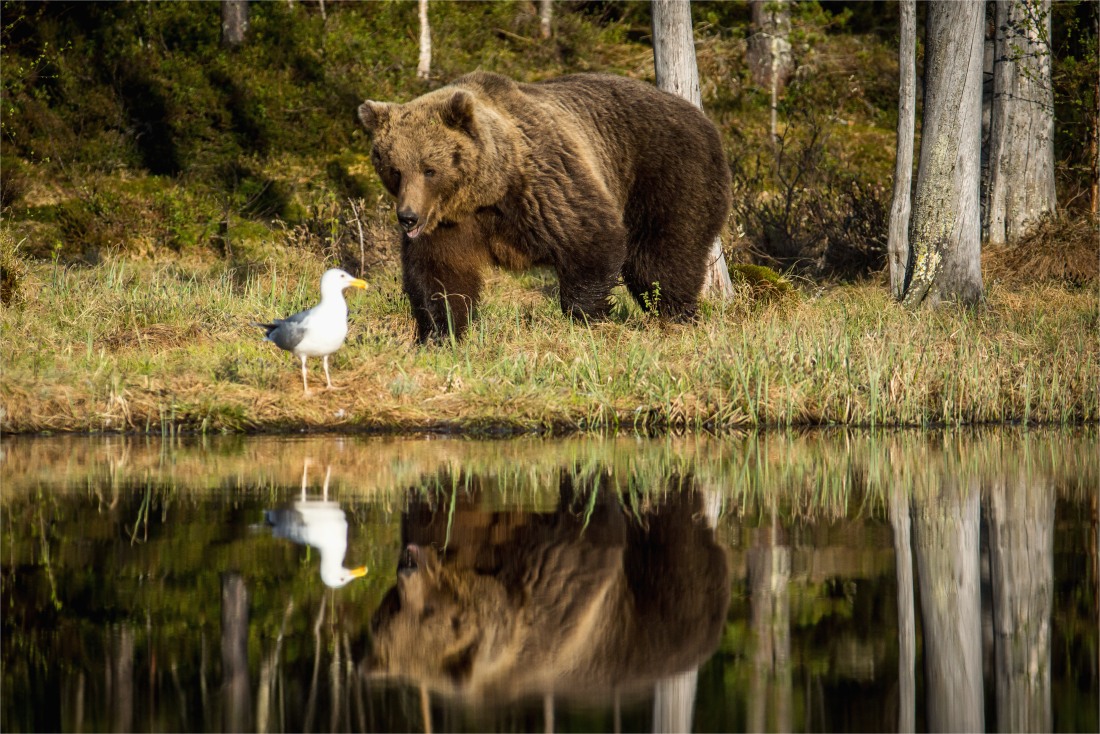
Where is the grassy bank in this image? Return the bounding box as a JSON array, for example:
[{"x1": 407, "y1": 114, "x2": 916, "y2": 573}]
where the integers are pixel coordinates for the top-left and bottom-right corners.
[{"x1": 2, "y1": 252, "x2": 1096, "y2": 435}]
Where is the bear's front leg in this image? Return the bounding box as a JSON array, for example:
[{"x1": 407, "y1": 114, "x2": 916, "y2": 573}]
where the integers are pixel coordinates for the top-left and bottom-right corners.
[{"x1": 402, "y1": 230, "x2": 485, "y2": 344}]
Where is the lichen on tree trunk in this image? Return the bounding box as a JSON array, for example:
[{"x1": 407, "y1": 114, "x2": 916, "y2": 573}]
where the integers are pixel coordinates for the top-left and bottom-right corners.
[{"x1": 903, "y1": 0, "x2": 985, "y2": 310}]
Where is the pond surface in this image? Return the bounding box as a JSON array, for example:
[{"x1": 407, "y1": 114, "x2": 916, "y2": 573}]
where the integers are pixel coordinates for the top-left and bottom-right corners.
[{"x1": 2, "y1": 430, "x2": 1097, "y2": 733}]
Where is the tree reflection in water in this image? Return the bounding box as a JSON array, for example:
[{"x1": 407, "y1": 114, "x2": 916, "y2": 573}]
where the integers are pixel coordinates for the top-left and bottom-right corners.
[{"x1": 0, "y1": 430, "x2": 1095, "y2": 733}]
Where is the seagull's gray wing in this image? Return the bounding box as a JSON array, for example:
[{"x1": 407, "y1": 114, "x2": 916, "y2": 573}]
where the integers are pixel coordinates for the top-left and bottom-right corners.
[
  {"x1": 253, "y1": 307, "x2": 312, "y2": 352},
  {"x1": 265, "y1": 507, "x2": 307, "y2": 543}
]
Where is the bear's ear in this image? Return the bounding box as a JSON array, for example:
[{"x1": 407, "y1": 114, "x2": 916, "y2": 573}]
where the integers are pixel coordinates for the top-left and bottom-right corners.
[
  {"x1": 358, "y1": 101, "x2": 390, "y2": 132},
  {"x1": 440, "y1": 90, "x2": 476, "y2": 135}
]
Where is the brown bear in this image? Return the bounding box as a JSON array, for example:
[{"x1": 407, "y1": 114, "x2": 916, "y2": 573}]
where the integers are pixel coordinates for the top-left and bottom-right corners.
[
  {"x1": 358, "y1": 71, "x2": 731, "y2": 342},
  {"x1": 361, "y1": 471, "x2": 731, "y2": 705}
]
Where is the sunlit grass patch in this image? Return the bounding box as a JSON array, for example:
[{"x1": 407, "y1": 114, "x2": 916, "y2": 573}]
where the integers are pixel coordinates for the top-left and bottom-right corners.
[{"x1": 2, "y1": 251, "x2": 1097, "y2": 435}]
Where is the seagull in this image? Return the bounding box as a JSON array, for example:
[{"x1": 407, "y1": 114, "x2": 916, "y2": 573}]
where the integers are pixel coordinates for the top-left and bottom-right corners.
[
  {"x1": 253, "y1": 268, "x2": 367, "y2": 395},
  {"x1": 265, "y1": 462, "x2": 368, "y2": 589}
]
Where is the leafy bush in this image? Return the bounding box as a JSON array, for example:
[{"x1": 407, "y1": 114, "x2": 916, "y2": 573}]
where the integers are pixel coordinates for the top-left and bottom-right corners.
[{"x1": 728, "y1": 67, "x2": 889, "y2": 279}]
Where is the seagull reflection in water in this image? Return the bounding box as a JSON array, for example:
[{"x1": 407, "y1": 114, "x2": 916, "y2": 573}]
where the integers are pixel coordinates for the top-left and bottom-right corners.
[{"x1": 265, "y1": 460, "x2": 368, "y2": 588}]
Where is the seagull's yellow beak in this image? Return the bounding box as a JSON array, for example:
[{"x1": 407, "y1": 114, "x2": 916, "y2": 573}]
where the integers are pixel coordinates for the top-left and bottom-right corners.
[
  {"x1": 348, "y1": 566, "x2": 368, "y2": 579},
  {"x1": 350, "y1": 278, "x2": 367, "y2": 290}
]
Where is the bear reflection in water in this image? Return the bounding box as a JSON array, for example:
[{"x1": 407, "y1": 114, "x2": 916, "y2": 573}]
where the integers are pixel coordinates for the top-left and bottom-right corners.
[{"x1": 362, "y1": 472, "x2": 730, "y2": 705}]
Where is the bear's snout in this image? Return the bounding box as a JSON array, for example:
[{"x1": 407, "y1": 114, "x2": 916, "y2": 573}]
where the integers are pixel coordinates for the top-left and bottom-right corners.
[{"x1": 397, "y1": 208, "x2": 423, "y2": 238}]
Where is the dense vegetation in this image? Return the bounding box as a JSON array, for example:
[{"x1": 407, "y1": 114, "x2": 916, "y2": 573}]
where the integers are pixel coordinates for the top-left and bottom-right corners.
[{"x1": 1, "y1": 1, "x2": 1096, "y2": 434}]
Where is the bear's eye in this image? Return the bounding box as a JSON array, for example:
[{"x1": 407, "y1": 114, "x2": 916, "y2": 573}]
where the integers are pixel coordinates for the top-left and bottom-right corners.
[{"x1": 423, "y1": 168, "x2": 436, "y2": 179}]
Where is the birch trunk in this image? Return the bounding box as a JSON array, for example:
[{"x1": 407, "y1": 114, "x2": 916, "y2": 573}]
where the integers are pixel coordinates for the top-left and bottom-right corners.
[
  {"x1": 747, "y1": 0, "x2": 793, "y2": 143},
  {"x1": 887, "y1": 0, "x2": 916, "y2": 300},
  {"x1": 652, "y1": 668, "x2": 699, "y2": 734},
  {"x1": 221, "y1": 572, "x2": 252, "y2": 733},
  {"x1": 889, "y1": 481, "x2": 916, "y2": 733},
  {"x1": 539, "y1": 0, "x2": 553, "y2": 40},
  {"x1": 985, "y1": 475, "x2": 1054, "y2": 732},
  {"x1": 747, "y1": 517, "x2": 792, "y2": 733},
  {"x1": 221, "y1": 0, "x2": 249, "y2": 48},
  {"x1": 110, "y1": 625, "x2": 134, "y2": 734},
  {"x1": 912, "y1": 477, "x2": 984, "y2": 733},
  {"x1": 417, "y1": 0, "x2": 431, "y2": 81},
  {"x1": 651, "y1": 0, "x2": 734, "y2": 299},
  {"x1": 903, "y1": 0, "x2": 985, "y2": 309},
  {"x1": 985, "y1": 0, "x2": 1056, "y2": 245}
]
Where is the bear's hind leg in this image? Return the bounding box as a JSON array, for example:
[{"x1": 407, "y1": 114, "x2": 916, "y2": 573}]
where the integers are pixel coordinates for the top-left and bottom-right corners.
[
  {"x1": 622, "y1": 246, "x2": 705, "y2": 321},
  {"x1": 555, "y1": 228, "x2": 628, "y2": 323}
]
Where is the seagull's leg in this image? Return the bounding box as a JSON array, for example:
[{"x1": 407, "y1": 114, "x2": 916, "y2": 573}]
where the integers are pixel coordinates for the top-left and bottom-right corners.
[
  {"x1": 301, "y1": 458, "x2": 311, "y2": 501},
  {"x1": 300, "y1": 356, "x2": 310, "y2": 395},
  {"x1": 323, "y1": 356, "x2": 334, "y2": 390}
]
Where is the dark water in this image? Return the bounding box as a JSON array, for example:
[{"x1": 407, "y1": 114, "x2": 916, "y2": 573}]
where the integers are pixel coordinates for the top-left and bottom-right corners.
[{"x1": 2, "y1": 430, "x2": 1096, "y2": 733}]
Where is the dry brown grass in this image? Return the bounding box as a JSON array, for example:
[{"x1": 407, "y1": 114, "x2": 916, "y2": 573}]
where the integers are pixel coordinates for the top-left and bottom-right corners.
[
  {"x1": 2, "y1": 247, "x2": 1096, "y2": 436},
  {"x1": 983, "y1": 212, "x2": 1099, "y2": 286}
]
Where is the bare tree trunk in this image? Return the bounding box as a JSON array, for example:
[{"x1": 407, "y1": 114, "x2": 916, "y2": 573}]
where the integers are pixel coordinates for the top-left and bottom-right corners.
[
  {"x1": 651, "y1": 0, "x2": 734, "y2": 299},
  {"x1": 985, "y1": 476, "x2": 1054, "y2": 732},
  {"x1": 111, "y1": 625, "x2": 134, "y2": 734},
  {"x1": 985, "y1": 0, "x2": 1056, "y2": 245},
  {"x1": 1092, "y1": 7, "x2": 1099, "y2": 219},
  {"x1": 747, "y1": 0, "x2": 793, "y2": 144},
  {"x1": 888, "y1": 0, "x2": 916, "y2": 300},
  {"x1": 912, "y1": 477, "x2": 984, "y2": 733},
  {"x1": 221, "y1": 0, "x2": 249, "y2": 48},
  {"x1": 652, "y1": 668, "x2": 699, "y2": 734},
  {"x1": 539, "y1": 0, "x2": 553, "y2": 40},
  {"x1": 221, "y1": 572, "x2": 252, "y2": 733},
  {"x1": 747, "y1": 515, "x2": 792, "y2": 733},
  {"x1": 73, "y1": 670, "x2": 86, "y2": 734},
  {"x1": 652, "y1": 0, "x2": 702, "y2": 106},
  {"x1": 256, "y1": 599, "x2": 294, "y2": 734},
  {"x1": 1093, "y1": 80, "x2": 1099, "y2": 215},
  {"x1": 417, "y1": 0, "x2": 431, "y2": 81},
  {"x1": 889, "y1": 482, "x2": 916, "y2": 733},
  {"x1": 903, "y1": 0, "x2": 985, "y2": 309},
  {"x1": 981, "y1": 2, "x2": 995, "y2": 241}
]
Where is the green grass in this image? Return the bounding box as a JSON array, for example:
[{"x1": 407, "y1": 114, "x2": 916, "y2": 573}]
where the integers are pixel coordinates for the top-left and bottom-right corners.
[{"x1": 1, "y1": 251, "x2": 1096, "y2": 435}]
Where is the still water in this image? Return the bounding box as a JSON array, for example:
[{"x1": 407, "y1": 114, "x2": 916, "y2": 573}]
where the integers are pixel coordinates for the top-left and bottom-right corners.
[{"x1": 2, "y1": 430, "x2": 1096, "y2": 733}]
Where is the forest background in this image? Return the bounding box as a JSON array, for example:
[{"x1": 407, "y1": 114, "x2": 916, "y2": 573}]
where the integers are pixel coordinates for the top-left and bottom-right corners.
[{"x1": 1, "y1": 0, "x2": 1097, "y2": 434}]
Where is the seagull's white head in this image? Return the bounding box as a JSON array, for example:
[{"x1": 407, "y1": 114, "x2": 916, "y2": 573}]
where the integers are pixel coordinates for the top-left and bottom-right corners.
[
  {"x1": 320, "y1": 563, "x2": 369, "y2": 589},
  {"x1": 320, "y1": 269, "x2": 368, "y2": 300}
]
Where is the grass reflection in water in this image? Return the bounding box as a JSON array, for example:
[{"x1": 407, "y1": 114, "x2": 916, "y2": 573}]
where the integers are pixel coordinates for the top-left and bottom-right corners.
[{"x1": 1, "y1": 429, "x2": 1096, "y2": 733}]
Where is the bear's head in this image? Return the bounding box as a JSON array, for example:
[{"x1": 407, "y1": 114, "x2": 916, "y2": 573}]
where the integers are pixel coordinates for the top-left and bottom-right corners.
[
  {"x1": 363, "y1": 543, "x2": 514, "y2": 697},
  {"x1": 358, "y1": 88, "x2": 510, "y2": 240}
]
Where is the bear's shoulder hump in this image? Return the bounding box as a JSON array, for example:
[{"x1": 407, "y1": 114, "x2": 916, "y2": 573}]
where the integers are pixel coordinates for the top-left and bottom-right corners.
[{"x1": 451, "y1": 71, "x2": 518, "y2": 97}]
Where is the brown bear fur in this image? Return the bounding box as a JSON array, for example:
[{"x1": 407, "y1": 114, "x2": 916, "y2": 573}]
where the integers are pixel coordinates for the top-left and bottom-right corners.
[
  {"x1": 358, "y1": 72, "x2": 731, "y2": 342},
  {"x1": 361, "y1": 472, "x2": 731, "y2": 703}
]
